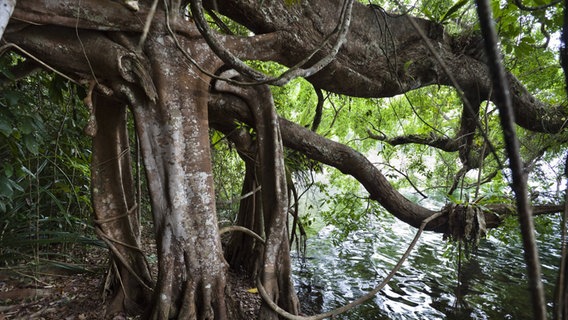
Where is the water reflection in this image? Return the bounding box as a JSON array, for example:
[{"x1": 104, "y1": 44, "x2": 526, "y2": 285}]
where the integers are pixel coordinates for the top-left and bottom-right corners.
[{"x1": 293, "y1": 215, "x2": 561, "y2": 319}]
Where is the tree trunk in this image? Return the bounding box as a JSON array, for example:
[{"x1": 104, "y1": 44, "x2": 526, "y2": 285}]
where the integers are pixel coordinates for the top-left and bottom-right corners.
[
  {"x1": 91, "y1": 95, "x2": 153, "y2": 317},
  {"x1": 130, "y1": 32, "x2": 232, "y2": 319}
]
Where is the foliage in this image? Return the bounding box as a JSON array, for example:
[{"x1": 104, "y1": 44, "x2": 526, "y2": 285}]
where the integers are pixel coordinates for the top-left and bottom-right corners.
[
  {"x1": 0, "y1": 54, "x2": 96, "y2": 265},
  {"x1": 210, "y1": 131, "x2": 246, "y2": 224}
]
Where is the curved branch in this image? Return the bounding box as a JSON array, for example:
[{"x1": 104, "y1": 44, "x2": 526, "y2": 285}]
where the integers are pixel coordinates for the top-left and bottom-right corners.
[
  {"x1": 368, "y1": 131, "x2": 460, "y2": 152},
  {"x1": 219, "y1": 225, "x2": 265, "y2": 243},
  {"x1": 208, "y1": 93, "x2": 505, "y2": 232},
  {"x1": 379, "y1": 162, "x2": 428, "y2": 199}
]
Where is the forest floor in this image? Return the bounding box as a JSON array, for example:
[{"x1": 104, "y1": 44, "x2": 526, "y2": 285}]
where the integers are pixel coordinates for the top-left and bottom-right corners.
[{"x1": 0, "y1": 228, "x2": 261, "y2": 319}]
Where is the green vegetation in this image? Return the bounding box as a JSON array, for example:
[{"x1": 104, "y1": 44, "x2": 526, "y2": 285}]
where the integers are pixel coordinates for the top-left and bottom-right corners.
[{"x1": 0, "y1": 54, "x2": 99, "y2": 266}]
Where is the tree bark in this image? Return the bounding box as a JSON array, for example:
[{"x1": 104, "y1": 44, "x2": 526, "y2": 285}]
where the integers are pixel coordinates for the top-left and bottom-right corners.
[
  {"x1": 7, "y1": 1, "x2": 568, "y2": 318},
  {"x1": 91, "y1": 94, "x2": 153, "y2": 317},
  {"x1": 128, "y1": 32, "x2": 232, "y2": 319}
]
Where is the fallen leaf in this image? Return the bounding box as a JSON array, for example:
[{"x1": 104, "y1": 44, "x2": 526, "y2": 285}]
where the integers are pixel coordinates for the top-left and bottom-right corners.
[{"x1": 246, "y1": 287, "x2": 258, "y2": 294}]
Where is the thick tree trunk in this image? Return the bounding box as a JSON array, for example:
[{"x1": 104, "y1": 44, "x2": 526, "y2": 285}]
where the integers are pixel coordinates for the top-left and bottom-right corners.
[
  {"x1": 91, "y1": 95, "x2": 153, "y2": 317},
  {"x1": 130, "y1": 33, "x2": 232, "y2": 319}
]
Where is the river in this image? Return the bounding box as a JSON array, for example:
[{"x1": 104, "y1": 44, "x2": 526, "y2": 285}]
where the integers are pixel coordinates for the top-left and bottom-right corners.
[{"x1": 292, "y1": 213, "x2": 562, "y2": 319}]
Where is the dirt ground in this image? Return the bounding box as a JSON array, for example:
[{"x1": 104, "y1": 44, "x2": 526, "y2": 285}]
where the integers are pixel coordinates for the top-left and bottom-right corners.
[
  {"x1": 0, "y1": 237, "x2": 261, "y2": 319},
  {"x1": 0, "y1": 264, "x2": 106, "y2": 319},
  {"x1": 0, "y1": 240, "x2": 114, "y2": 320}
]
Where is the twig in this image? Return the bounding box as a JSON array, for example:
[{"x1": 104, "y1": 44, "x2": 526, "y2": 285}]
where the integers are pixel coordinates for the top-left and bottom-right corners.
[
  {"x1": 11, "y1": 269, "x2": 52, "y2": 287},
  {"x1": 137, "y1": 0, "x2": 160, "y2": 50},
  {"x1": 94, "y1": 227, "x2": 153, "y2": 292},
  {"x1": 216, "y1": 186, "x2": 262, "y2": 205}
]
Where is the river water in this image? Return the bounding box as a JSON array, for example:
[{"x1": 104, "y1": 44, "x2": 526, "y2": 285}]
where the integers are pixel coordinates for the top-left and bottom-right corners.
[{"x1": 292, "y1": 213, "x2": 562, "y2": 319}]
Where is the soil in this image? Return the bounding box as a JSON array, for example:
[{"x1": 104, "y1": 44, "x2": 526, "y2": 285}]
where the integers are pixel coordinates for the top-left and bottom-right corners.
[
  {"x1": 0, "y1": 235, "x2": 261, "y2": 319},
  {"x1": 0, "y1": 267, "x2": 261, "y2": 320}
]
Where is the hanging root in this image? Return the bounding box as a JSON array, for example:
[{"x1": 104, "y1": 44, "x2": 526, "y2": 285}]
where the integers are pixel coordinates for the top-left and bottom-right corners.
[{"x1": 444, "y1": 203, "x2": 487, "y2": 253}]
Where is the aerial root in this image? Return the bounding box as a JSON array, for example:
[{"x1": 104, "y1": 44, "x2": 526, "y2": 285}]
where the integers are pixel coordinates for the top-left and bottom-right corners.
[{"x1": 219, "y1": 225, "x2": 265, "y2": 243}]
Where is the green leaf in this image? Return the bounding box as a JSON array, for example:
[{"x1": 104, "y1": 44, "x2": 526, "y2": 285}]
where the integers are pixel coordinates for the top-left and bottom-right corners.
[
  {"x1": 439, "y1": 0, "x2": 469, "y2": 24},
  {"x1": 0, "y1": 117, "x2": 12, "y2": 136},
  {"x1": 3, "y1": 91, "x2": 20, "y2": 106},
  {"x1": 0, "y1": 176, "x2": 14, "y2": 198},
  {"x1": 404, "y1": 60, "x2": 414, "y2": 73},
  {"x1": 211, "y1": 130, "x2": 224, "y2": 148},
  {"x1": 10, "y1": 179, "x2": 23, "y2": 192},
  {"x1": 23, "y1": 134, "x2": 39, "y2": 155},
  {"x1": 20, "y1": 165, "x2": 35, "y2": 177},
  {"x1": 3, "y1": 163, "x2": 13, "y2": 177},
  {"x1": 20, "y1": 117, "x2": 35, "y2": 135}
]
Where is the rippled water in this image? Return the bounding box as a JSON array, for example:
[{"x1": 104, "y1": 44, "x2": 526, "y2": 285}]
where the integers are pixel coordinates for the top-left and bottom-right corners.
[{"x1": 293, "y1": 214, "x2": 561, "y2": 319}]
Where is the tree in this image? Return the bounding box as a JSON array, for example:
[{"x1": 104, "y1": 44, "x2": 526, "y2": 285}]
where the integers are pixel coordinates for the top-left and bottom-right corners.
[{"x1": 1, "y1": 0, "x2": 567, "y2": 319}]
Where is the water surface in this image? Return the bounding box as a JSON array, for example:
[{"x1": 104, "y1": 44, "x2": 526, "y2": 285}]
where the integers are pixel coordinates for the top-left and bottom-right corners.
[{"x1": 293, "y1": 214, "x2": 561, "y2": 319}]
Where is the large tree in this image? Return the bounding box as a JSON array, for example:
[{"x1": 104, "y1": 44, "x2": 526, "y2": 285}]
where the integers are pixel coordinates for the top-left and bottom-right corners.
[{"x1": 1, "y1": 0, "x2": 567, "y2": 319}]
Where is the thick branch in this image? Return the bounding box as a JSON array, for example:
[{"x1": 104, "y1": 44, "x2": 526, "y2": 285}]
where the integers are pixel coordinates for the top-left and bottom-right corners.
[
  {"x1": 12, "y1": 0, "x2": 144, "y2": 31},
  {"x1": 9, "y1": 0, "x2": 566, "y2": 133}
]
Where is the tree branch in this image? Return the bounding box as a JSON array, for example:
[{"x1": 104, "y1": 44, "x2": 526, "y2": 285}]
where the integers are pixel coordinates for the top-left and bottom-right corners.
[
  {"x1": 475, "y1": 0, "x2": 546, "y2": 318},
  {"x1": 368, "y1": 131, "x2": 460, "y2": 152}
]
